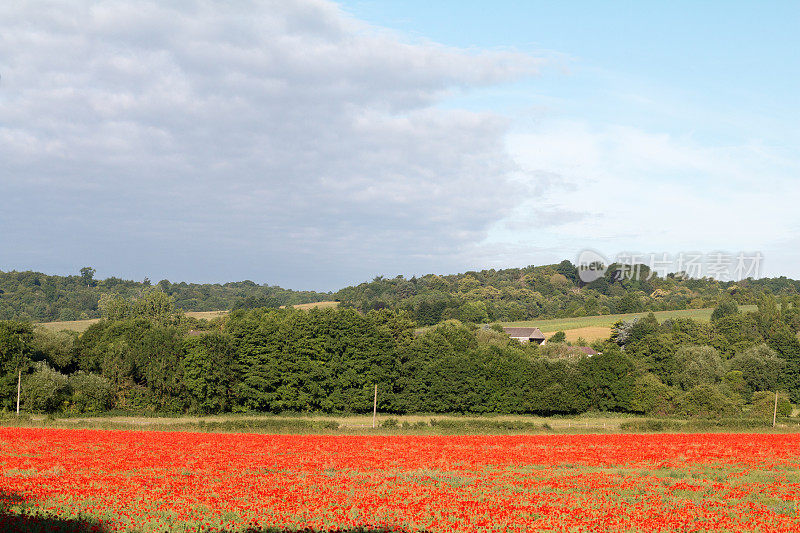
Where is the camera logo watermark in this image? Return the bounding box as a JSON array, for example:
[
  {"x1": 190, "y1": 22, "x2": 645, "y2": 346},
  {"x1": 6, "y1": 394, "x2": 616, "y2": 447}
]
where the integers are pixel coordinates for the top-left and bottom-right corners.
[{"x1": 577, "y1": 251, "x2": 763, "y2": 283}]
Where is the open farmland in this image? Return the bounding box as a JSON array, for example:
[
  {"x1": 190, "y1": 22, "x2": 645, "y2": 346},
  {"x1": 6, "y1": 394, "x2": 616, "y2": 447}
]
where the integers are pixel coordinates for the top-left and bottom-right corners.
[
  {"x1": 35, "y1": 318, "x2": 101, "y2": 333},
  {"x1": 540, "y1": 326, "x2": 612, "y2": 344},
  {"x1": 35, "y1": 310, "x2": 228, "y2": 333},
  {"x1": 35, "y1": 303, "x2": 340, "y2": 333},
  {"x1": 2, "y1": 428, "x2": 800, "y2": 532},
  {"x1": 282, "y1": 300, "x2": 339, "y2": 311},
  {"x1": 502, "y1": 305, "x2": 759, "y2": 343},
  {"x1": 36, "y1": 304, "x2": 754, "y2": 339}
]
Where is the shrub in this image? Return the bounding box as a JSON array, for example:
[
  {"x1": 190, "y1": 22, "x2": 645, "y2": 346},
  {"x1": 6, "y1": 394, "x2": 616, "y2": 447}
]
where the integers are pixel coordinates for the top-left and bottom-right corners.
[
  {"x1": 728, "y1": 344, "x2": 784, "y2": 394},
  {"x1": 749, "y1": 391, "x2": 792, "y2": 418},
  {"x1": 678, "y1": 384, "x2": 739, "y2": 418},
  {"x1": 381, "y1": 417, "x2": 398, "y2": 428},
  {"x1": 673, "y1": 346, "x2": 724, "y2": 390},
  {"x1": 459, "y1": 301, "x2": 488, "y2": 323},
  {"x1": 630, "y1": 373, "x2": 678, "y2": 415},
  {"x1": 619, "y1": 419, "x2": 682, "y2": 432},
  {"x1": 723, "y1": 370, "x2": 749, "y2": 400},
  {"x1": 540, "y1": 343, "x2": 578, "y2": 360},
  {"x1": 711, "y1": 300, "x2": 739, "y2": 322},
  {"x1": 31, "y1": 329, "x2": 76, "y2": 371},
  {"x1": 69, "y1": 372, "x2": 113, "y2": 413},
  {"x1": 22, "y1": 362, "x2": 71, "y2": 413},
  {"x1": 476, "y1": 328, "x2": 518, "y2": 348}
]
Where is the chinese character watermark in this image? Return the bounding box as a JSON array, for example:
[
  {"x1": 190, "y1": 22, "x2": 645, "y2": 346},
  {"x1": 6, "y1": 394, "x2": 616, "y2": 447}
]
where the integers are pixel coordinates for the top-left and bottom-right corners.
[{"x1": 576, "y1": 250, "x2": 764, "y2": 283}]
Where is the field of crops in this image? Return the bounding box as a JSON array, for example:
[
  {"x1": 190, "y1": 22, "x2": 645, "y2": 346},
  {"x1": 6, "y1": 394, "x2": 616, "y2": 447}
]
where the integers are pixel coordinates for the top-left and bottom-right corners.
[
  {"x1": 37, "y1": 305, "x2": 756, "y2": 339},
  {"x1": 35, "y1": 310, "x2": 230, "y2": 333},
  {"x1": 499, "y1": 305, "x2": 759, "y2": 343},
  {"x1": 35, "y1": 304, "x2": 339, "y2": 333},
  {"x1": 2, "y1": 428, "x2": 800, "y2": 532},
  {"x1": 503, "y1": 305, "x2": 758, "y2": 331}
]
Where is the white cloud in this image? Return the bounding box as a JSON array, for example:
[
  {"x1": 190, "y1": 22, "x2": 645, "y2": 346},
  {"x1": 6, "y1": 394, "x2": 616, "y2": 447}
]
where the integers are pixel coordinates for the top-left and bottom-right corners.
[
  {"x1": 7, "y1": 1, "x2": 794, "y2": 287},
  {"x1": 0, "y1": 0, "x2": 542, "y2": 288},
  {"x1": 485, "y1": 120, "x2": 800, "y2": 271}
]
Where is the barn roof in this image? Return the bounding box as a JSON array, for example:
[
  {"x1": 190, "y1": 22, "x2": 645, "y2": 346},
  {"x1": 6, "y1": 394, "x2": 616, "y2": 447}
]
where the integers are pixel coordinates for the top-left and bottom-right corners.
[{"x1": 502, "y1": 327, "x2": 545, "y2": 340}]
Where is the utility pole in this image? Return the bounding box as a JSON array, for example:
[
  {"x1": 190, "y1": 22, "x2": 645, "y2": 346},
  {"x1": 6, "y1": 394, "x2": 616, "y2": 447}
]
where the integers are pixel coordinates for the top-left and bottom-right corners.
[
  {"x1": 16, "y1": 371, "x2": 21, "y2": 416},
  {"x1": 773, "y1": 390, "x2": 779, "y2": 428},
  {"x1": 372, "y1": 384, "x2": 378, "y2": 429}
]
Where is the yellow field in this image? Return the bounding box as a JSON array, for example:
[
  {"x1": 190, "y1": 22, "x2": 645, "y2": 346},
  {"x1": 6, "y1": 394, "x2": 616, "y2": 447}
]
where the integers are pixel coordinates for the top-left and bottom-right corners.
[
  {"x1": 504, "y1": 306, "x2": 756, "y2": 331},
  {"x1": 36, "y1": 318, "x2": 101, "y2": 333},
  {"x1": 505, "y1": 305, "x2": 758, "y2": 344},
  {"x1": 541, "y1": 326, "x2": 612, "y2": 343},
  {"x1": 36, "y1": 311, "x2": 229, "y2": 333},
  {"x1": 184, "y1": 310, "x2": 229, "y2": 320},
  {"x1": 36, "y1": 311, "x2": 230, "y2": 332},
  {"x1": 36, "y1": 303, "x2": 340, "y2": 332},
  {"x1": 282, "y1": 300, "x2": 339, "y2": 310}
]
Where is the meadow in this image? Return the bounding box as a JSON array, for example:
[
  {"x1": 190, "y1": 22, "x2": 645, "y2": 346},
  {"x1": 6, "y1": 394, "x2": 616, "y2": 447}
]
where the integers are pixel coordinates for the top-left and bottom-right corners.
[
  {"x1": 502, "y1": 305, "x2": 759, "y2": 342},
  {"x1": 36, "y1": 305, "x2": 756, "y2": 343},
  {"x1": 3, "y1": 411, "x2": 793, "y2": 435},
  {"x1": 34, "y1": 304, "x2": 339, "y2": 332},
  {"x1": 2, "y1": 428, "x2": 800, "y2": 532},
  {"x1": 35, "y1": 310, "x2": 228, "y2": 333}
]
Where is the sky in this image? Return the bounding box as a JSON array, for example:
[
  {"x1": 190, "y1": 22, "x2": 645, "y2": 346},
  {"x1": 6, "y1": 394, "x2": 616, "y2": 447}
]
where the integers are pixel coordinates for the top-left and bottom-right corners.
[{"x1": 1, "y1": 1, "x2": 798, "y2": 290}]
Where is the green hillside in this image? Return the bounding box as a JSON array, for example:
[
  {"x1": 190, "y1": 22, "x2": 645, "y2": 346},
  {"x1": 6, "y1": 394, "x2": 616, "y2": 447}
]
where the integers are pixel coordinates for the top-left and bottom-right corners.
[
  {"x1": 2, "y1": 258, "x2": 799, "y2": 325},
  {"x1": 501, "y1": 305, "x2": 760, "y2": 331},
  {"x1": 334, "y1": 261, "x2": 792, "y2": 326},
  {"x1": 0, "y1": 269, "x2": 331, "y2": 321}
]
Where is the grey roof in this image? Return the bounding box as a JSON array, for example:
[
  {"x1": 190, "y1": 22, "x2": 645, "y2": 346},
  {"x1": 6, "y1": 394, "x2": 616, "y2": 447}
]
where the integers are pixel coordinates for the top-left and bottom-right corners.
[{"x1": 502, "y1": 327, "x2": 545, "y2": 340}]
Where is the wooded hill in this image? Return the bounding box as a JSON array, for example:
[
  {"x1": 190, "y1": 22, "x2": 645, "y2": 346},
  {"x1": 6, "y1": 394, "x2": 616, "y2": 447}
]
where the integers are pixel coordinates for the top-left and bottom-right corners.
[
  {"x1": 2, "y1": 261, "x2": 800, "y2": 324},
  {"x1": 335, "y1": 261, "x2": 800, "y2": 325},
  {"x1": 0, "y1": 268, "x2": 331, "y2": 322}
]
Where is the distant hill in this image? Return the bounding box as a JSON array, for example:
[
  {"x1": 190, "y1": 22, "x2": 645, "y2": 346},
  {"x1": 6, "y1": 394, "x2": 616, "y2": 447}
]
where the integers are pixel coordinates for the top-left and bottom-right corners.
[
  {"x1": 3, "y1": 261, "x2": 800, "y2": 323},
  {"x1": 36, "y1": 305, "x2": 339, "y2": 332},
  {"x1": 332, "y1": 261, "x2": 800, "y2": 325},
  {"x1": 0, "y1": 269, "x2": 331, "y2": 321}
]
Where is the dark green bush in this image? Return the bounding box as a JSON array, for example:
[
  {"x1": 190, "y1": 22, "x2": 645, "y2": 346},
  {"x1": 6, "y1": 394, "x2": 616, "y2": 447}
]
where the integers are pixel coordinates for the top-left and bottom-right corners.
[
  {"x1": 678, "y1": 384, "x2": 738, "y2": 418},
  {"x1": 630, "y1": 373, "x2": 678, "y2": 415},
  {"x1": 68, "y1": 372, "x2": 113, "y2": 413},
  {"x1": 22, "y1": 363, "x2": 70, "y2": 413},
  {"x1": 749, "y1": 391, "x2": 792, "y2": 418},
  {"x1": 381, "y1": 417, "x2": 398, "y2": 428}
]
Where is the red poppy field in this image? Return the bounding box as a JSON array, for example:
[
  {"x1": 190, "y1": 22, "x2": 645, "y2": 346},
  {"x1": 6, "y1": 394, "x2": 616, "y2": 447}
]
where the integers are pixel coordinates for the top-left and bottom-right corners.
[{"x1": 2, "y1": 428, "x2": 800, "y2": 532}]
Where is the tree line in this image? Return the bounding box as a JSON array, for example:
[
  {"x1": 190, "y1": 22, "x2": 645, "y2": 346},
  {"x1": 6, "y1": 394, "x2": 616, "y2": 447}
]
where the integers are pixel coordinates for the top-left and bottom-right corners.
[
  {"x1": 2, "y1": 291, "x2": 799, "y2": 418},
  {"x1": 0, "y1": 267, "x2": 331, "y2": 322},
  {"x1": 334, "y1": 261, "x2": 797, "y2": 325},
  {"x1": 6, "y1": 261, "x2": 800, "y2": 325}
]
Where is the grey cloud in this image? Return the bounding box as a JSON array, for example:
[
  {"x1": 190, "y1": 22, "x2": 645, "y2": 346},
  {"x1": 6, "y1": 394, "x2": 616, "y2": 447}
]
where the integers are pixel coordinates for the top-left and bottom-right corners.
[{"x1": 0, "y1": 0, "x2": 541, "y2": 289}]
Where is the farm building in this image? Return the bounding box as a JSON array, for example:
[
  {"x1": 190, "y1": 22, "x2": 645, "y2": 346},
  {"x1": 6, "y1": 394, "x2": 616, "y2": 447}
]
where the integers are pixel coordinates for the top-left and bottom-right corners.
[{"x1": 503, "y1": 327, "x2": 546, "y2": 345}]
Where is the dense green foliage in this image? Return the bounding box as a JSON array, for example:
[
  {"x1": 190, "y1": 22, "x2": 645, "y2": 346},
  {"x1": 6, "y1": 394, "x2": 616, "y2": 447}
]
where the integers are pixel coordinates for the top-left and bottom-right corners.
[
  {"x1": 2, "y1": 291, "x2": 799, "y2": 418},
  {"x1": 3, "y1": 261, "x2": 800, "y2": 418},
  {"x1": 6, "y1": 261, "x2": 800, "y2": 327},
  {"x1": 0, "y1": 269, "x2": 331, "y2": 321},
  {"x1": 333, "y1": 261, "x2": 800, "y2": 325}
]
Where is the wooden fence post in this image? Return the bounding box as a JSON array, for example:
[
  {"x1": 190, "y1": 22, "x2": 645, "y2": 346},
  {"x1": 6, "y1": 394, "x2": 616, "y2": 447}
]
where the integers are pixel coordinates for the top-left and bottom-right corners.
[
  {"x1": 372, "y1": 384, "x2": 378, "y2": 429},
  {"x1": 773, "y1": 390, "x2": 779, "y2": 428},
  {"x1": 16, "y1": 371, "x2": 21, "y2": 415}
]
